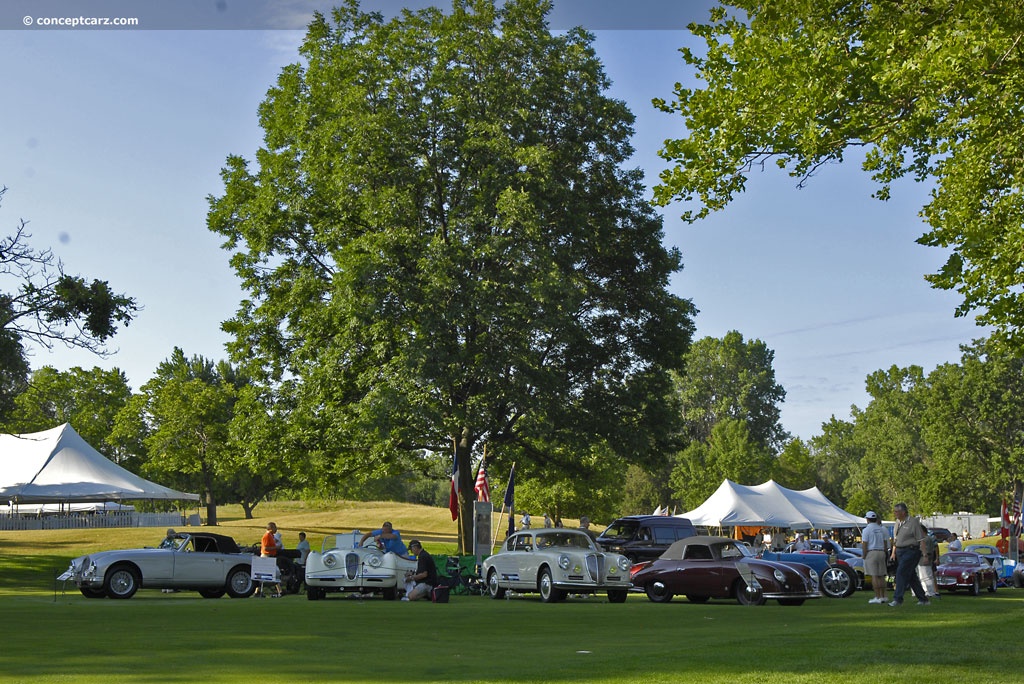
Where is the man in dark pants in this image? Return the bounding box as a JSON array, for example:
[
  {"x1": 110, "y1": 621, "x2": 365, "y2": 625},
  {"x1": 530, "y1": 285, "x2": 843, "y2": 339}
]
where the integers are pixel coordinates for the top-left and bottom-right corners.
[
  {"x1": 403, "y1": 539, "x2": 438, "y2": 601},
  {"x1": 889, "y1": 502, "x2": 930, "y2": 607}
]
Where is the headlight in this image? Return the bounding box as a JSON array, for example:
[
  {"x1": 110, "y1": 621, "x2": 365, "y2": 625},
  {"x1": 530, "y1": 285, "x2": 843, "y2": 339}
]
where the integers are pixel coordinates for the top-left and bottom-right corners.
[
  {"x1": 78, "y1": 557, "x2": 97, "y2": 580},
  {"x1": 558, "y1": 555, "x2": 571, "y2": 570},
  {"x1": 366, "y1": 554, "x2": 382, "y2": 568},
  {"x1": 617, "y1": 556, "x2": 631, "y2": 572},
  {"x1": 773, "y1": 569, "x2": 786, "y2": 583},
  {"x1": 323, "y1": 554, "x2": 337, "y2": 568}
]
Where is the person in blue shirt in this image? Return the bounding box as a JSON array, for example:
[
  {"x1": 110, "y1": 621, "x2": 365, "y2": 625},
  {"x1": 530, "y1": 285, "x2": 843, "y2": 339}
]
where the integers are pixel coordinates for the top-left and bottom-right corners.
[{"x1": 360, "y1": 521, "x2": 408, "y2": 556}]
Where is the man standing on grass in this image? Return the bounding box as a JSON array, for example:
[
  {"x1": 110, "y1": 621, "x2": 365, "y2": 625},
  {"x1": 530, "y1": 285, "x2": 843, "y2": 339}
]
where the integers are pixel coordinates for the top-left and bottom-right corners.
[
  {"x1": 889, "y1": 503, "x2": 930, "y2": 607},
  {"x1": 861, "y1": 511, "x2": 889, "y2": 604}
]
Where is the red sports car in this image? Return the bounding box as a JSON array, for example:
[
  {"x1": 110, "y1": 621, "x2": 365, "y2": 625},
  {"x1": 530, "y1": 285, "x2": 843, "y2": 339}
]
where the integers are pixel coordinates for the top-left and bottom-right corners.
[
  {"x1": 630, "y1": 535, "x2": 822, "y2": 606},
  {"x1": 934, "y1": 552, "x2": 998, "y2": 595}
]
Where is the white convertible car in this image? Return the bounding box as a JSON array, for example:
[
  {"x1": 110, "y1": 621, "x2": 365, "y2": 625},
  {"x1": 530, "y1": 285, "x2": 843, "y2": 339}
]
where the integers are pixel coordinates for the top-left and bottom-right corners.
[
  {"x1": 482, "y1": 528, "x2": 633, "y2": 603},
  {"x1": 305, "y1": 531, "x2": 416, "y2": 600}
]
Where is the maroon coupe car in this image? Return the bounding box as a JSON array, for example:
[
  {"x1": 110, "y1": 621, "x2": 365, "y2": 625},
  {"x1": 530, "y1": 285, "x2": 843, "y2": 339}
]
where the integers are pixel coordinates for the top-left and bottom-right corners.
[
  {"x1": 629, "y1": 535, "x2": 822, "y2": 606},
  {"x1": 934, "y1": 552, "x2": 998, "y2": 595}
]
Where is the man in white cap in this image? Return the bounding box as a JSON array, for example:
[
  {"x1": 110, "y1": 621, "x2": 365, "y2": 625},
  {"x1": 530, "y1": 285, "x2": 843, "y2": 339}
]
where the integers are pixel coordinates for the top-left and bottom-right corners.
[
  {"x1": 861, "y1": 511, "x2": 889, "y2": 604},
  {"x1": 793, "y1": 533, "x2": 811, "y2": 551}
]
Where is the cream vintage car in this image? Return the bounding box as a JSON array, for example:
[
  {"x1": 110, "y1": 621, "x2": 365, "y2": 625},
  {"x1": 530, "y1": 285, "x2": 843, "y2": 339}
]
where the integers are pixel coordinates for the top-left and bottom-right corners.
[
  {"x1": 60, "y1": 531, "x2": 257, "y2": 599},
  {"x1": 305, "y1": 531, "x2": 417, "y2": 600},
  {"x1": 482, "y1": 528, "x2": 632, "y2": 602}
]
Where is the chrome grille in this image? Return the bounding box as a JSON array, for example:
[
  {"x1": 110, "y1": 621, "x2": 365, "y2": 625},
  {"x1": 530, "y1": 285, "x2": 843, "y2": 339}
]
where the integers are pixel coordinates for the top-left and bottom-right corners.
[
  {"x1": 345, "y1": 552, "x2": 359, "y2": 580},
  {"x1": 585, "y1": 554, "x2": 603, "y2": 581}
]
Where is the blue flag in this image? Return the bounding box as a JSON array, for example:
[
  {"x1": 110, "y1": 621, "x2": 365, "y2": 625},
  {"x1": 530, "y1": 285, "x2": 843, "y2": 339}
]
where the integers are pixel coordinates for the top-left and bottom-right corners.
[{"x1": 503, "y1": 464, "x2": 515, "y2": 536}]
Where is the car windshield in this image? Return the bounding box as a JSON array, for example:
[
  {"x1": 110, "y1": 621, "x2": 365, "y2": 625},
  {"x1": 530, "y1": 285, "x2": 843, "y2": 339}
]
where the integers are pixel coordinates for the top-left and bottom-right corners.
[
  {"x1": 598, "y1": 520, "x2": 637, "y2": 540},
  {"x1": 158, "y1": 535, "x2": 183, "y2": 551},
  {"x1": 535, "y1": 532, "x2": 594, "y2": 550},
  {"x1": 940, "y1": 553, "x2": 980, "y2": 566},
  {"x1": 716, "y1": 541, "x2": 754, "y2": 559}
]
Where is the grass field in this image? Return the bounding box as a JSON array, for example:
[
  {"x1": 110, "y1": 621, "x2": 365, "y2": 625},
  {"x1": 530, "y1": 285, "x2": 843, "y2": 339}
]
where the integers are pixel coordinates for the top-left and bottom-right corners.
[{"x1": 2, "y1": 501, "x2": 1022, "y2": 684}]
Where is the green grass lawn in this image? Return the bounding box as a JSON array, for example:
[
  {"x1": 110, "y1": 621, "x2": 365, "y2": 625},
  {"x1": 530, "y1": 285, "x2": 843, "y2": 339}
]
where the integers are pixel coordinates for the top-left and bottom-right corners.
[{"x1": 2, "y1": 502, "x2": 1022, "y2": 684}]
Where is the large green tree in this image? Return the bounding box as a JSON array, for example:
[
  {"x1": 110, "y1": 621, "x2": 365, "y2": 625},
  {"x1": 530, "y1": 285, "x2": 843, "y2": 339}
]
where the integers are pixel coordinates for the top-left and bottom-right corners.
[
  {"x1": 112, "y1": 349, "x2": 247, "y2": 525},
  {"x1": 207, "y1": 0, "x2": 695, "y2": 547},
  {"x1": 920, "y1": 339, "x2": 1024, "y2": 512},
  {"x1": 846, "y1": 365, "x2": 930, "y2": 511},
  {"x1": 673, "y1": 331, "x2": 788, "y2": 451},
  {"x1": 655, "y1": 2, "x2": 1024, "y2": 343}
]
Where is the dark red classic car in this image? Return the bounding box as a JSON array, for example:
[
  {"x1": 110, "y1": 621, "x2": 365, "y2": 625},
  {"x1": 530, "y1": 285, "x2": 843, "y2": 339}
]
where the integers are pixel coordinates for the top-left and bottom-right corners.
[
  {"x1": 629, "y1": 536, "x2": 822, "y2": 606},
  {"x1": 934, "y1": 552, "x2": 998, "y2": 595}
]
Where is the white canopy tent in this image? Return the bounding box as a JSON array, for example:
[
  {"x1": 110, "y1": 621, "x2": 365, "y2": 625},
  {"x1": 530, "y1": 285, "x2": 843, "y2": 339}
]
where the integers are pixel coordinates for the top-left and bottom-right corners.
[
  {"x1": 678, "y1": 479, "x2": 865, "y2": 530},
  {"x1": 0, "y1": 423, "x2": 199, "y2": 504}
]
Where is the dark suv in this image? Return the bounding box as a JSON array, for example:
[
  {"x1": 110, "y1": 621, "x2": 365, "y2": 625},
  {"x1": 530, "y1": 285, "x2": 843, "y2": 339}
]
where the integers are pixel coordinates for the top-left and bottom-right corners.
[{"x1": 594, "y1": 515, "x2": 698, "y2": 562}]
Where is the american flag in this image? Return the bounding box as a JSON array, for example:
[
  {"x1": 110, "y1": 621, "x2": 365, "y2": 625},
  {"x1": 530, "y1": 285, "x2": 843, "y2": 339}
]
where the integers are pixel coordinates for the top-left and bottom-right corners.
[
  {"x1": 474, "y1": 458, "x2": 490, "y2": 503},
  {"x1": 1013, "y1": 488, "x2": 1022, "y2": 535}
]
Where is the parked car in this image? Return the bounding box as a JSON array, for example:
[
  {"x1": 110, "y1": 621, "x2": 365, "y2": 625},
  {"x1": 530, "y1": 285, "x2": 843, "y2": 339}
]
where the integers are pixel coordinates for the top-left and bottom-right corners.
[
  {"x1": 934, "y1": 552, "x2": 998, "y2": 595},
  {"x1": 60, "y1": 531, "x2": 257, "y2": 599},
  {"x1": 304, "y1": 531, "x2": 416, "y2": 600},
  {"x1": 963, "y1": 544, "x2": 1014, "y2": 585},
  {"x1": 483, "y1": 528, "x2": 632, "y2": 602},
  {"x1": 594, "y1": 515, "x2": 697, "y2": 562},
  {"x1": 761, "y1": 543, "x2": 859, "y2": 598},
  {"x1": 927, "y1": 527, "x2": 953, "y2": 543},
  {"x1": 630, "y1": 536, "x2": 821, "y2": 606}
]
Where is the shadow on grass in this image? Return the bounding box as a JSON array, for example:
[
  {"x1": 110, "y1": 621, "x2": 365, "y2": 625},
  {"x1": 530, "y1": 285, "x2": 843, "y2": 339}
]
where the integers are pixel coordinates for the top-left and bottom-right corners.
[{"x1": 0, "y1": 591, "x2": 1022, "y2": 683}]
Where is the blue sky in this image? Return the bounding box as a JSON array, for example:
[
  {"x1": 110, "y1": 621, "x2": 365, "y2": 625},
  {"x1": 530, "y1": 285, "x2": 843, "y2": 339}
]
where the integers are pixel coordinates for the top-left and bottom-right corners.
[{"x1": 0, "y1": 1, "x2": 987, "y2": 441}]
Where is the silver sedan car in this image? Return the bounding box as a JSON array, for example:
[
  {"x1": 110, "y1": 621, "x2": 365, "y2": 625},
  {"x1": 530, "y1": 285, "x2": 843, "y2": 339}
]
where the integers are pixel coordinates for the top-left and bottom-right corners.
[{"x1": 62, "y1": 532, "x2": 258, "y2": 599}]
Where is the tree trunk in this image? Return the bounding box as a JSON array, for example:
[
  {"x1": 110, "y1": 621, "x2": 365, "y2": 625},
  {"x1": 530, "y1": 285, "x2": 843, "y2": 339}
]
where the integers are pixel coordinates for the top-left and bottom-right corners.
[{"x1": 455, "y1": 429, "x2": 475, "y2": 553}]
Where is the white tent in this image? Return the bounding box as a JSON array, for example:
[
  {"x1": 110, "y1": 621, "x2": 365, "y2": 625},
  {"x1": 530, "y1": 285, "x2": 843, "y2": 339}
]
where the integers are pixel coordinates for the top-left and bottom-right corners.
[
  {"x1": 678, "y1": 479, "x2": 865, "y2": 530},
  {"x1": 0, "y1": 423, "x2": 199, "y2": 504}
]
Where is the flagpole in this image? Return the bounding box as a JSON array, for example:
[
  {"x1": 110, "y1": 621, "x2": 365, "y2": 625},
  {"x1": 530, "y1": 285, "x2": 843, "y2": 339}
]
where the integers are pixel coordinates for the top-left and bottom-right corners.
[{"x1": 493, "y1": 462, "x2": 516, "y2": 549}]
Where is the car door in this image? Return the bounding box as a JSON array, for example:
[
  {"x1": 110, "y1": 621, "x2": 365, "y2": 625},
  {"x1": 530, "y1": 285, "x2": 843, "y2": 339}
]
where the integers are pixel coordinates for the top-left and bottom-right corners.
[
  {"x1": 664, "y1": 544, "x2": 721, "y2": 596},
  {"x1": 493, "y1": 533, "x2": 532, "y2": 589},
  {"x1": 629, "y1": 526, "x2": 661, "y2": 562},
  {"x1": 171, "y1": 537, "x2": 228, "y2": 586}
]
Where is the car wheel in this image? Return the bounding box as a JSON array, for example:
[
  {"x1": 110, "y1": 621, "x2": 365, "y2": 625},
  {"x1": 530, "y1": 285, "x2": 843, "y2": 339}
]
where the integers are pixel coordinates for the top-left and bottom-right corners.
[
  {"x1": 685, "y1": 595, "x2": 709, "y2": 603},
  {"x1": 644, "y1": 581, "x2": 674, "y2": 604},
  {"x1": 104, "y1": 564, "x2": 140, "y2": 599},
  {"x1": 971, "y1": 576, "x2": 981, "y2": 596},
  {"x1": 79, "y1": 587, "x2": 106, "y2": 599},
  {"x1": 820, "y1": 565, "x2": 855, "y2": 598},
  {"x1": 307, "y1": 586, "x2": 324, "y2": 601},
  {"x1": 777, "y1": 598, "x2": 805, "y2": 606},
  {"x1": 487, "y1": 569, "x2": 506, "y2": 600},
  {"x1": 607, "y1": 589, "x2": 628, "y2": 603},
  {"x1": 226, "y1": 565, "x2": 255, "y2": 598},
  {"x1": 988, "y1": 576, "x2": 997, "y2": 593},
  {"x1": 382, "y1": 586, "x2": 397, "y2": 601},
  {"x1": 734, "y1": 580, "x2": 766, "y2": 606},
  {"x1": 538, "y1": 568, "x2": 565, "y2": 603},
  {"x1": 199, "y1": 588, "x2": 225, "y2": 599}
]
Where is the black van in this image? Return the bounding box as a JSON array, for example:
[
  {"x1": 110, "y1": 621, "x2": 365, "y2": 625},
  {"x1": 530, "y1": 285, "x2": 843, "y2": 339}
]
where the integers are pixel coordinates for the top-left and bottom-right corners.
[{"x1": 595, "y1": 515, "x2": 698, "y2": 562}]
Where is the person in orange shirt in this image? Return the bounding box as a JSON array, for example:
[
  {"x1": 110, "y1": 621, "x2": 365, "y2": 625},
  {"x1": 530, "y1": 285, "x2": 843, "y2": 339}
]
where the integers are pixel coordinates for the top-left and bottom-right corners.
[{"x1": 258, "y1": 522, "x2": 282, "y2": 597}]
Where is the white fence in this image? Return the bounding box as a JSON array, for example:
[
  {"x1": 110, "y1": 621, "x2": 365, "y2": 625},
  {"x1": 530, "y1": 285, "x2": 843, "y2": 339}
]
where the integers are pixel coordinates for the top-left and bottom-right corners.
[{"x1": 0, "y1": 511, "x2": 187, "y2": 531}]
